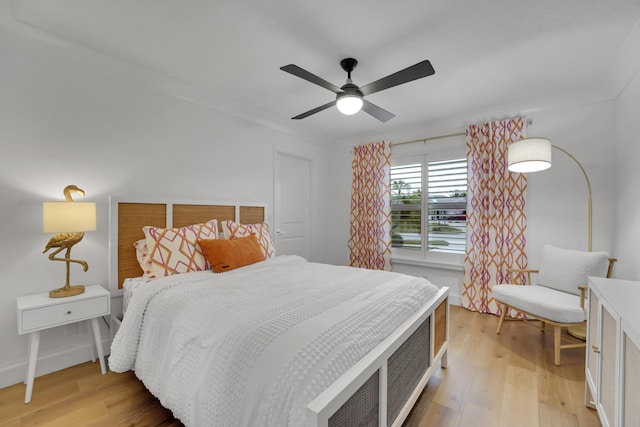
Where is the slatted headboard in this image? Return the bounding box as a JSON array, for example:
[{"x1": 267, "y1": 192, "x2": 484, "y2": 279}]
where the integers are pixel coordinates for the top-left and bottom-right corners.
[{"x1": 108, "y1": 197, "x2": 268, "y2": 293}]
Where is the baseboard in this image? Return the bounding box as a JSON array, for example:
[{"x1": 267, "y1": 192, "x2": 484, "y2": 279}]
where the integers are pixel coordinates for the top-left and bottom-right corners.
[
  {"x1": 448, "y1": 294, "x2": 461, "y2": 307},
  {"x1": 0, "y1": 337, "x2": 110, "y2": 390}
]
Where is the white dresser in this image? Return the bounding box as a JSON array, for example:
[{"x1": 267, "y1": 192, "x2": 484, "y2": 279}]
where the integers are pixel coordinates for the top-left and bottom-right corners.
[{"x1": 585, "y1": 277, "x2": 640, "y2": 427}]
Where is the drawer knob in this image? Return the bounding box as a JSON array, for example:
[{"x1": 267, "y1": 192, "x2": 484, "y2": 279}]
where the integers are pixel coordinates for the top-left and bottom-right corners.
[
  {"x1": 66, "y1": 310, "x2": 72, "y2": 315},
  {"x1": 592, "y1": 345, "x2": 600, "y2": 353}
]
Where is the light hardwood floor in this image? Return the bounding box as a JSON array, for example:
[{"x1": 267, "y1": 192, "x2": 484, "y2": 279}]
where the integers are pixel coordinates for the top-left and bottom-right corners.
[{"x1": 0, "y1": 306, "x2": 600, "y2": 426}]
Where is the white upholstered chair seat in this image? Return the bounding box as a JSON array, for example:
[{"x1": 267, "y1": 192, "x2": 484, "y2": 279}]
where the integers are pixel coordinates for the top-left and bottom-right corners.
[
  {"x1": 492, "y1": 284, "x2": 585, "y2": 323},
  {"x1": 492, "y1": 244, "x2": 615, "y2": 366}
]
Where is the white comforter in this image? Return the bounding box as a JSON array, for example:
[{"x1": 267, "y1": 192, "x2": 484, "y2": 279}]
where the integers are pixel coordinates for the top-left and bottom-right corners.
[{"x1": 109, "y1": 255, "x2": 439, "y2": 427}]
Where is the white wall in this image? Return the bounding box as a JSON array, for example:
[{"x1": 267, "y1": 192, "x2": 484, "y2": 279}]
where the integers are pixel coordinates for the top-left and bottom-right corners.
[
  {"x1": 524, "y1": 101, "x2": 618, "y2": 261},
  {"x1": 613, "y1": 60, "x2": 640, "y2": 280},
  {"x1": 0, "y1": 25, "x2": 332, "y2": 388}
]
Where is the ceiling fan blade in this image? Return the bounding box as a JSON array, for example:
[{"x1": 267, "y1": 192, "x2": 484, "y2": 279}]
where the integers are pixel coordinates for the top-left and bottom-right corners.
[
  {"x1": 292, "y1": 100, "x2": 337, "y2": 120},
  {"x1": 359, "y1": 60, "x2": 435, "y2": 96},
  {"x1": 280, "y1": 64, "x2": 343, "y2": 94},
  {"x1": 362, "y1": 100, "x2": 395, "y2": 122}
]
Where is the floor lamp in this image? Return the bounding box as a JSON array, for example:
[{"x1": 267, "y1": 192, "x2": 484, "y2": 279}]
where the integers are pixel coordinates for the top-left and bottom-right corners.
[{"x1": 507, "y1": 137, "x2": 591, "y2": 339}]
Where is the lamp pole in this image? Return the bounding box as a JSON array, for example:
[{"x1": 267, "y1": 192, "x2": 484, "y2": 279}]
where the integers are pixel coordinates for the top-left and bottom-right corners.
[
  {"x1": 551, "y1": 145, "x2": 592, "y2": 252},
  {"x1": 552, "y1": 146, "x2": 594, "y2": 340},
  {"x1": 508, "y1": 139, "x2": 595, "y2": 340}
]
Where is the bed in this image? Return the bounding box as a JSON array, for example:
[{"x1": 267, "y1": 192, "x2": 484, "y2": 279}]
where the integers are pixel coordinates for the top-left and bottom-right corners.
[{"x1": 107, "y1": 198, "x2": 449, "y2": 427}]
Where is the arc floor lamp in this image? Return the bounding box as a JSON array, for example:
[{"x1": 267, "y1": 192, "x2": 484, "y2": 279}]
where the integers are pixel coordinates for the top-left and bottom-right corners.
[
  {"x1": 507, "y1": 137, "x2": 593, "y2": 339},
  {"x1": 507, "y1": 137, "x2": 592, "y2": 250}
]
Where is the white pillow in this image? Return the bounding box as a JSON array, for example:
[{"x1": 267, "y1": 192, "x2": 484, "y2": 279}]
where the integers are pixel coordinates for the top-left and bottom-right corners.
[
  {"x1": 133, "y1": 239, "x2": 156, "y2": 279},
  {"x1": 537, "y1": 245, "x2": 609, "y2": 295}
]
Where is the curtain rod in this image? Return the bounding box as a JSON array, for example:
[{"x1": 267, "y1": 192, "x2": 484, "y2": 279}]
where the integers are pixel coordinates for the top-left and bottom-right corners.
[
  {"x1": 391, "y1": 119, "x2": 533, "y2": 147},
  {"x1": 391, "y1": 131, "x2": 465, "y2": 147}
]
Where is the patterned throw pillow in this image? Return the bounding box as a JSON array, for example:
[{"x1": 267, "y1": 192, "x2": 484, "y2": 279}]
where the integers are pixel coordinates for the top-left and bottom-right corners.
[
  {"x1": 133, "y1": 239, "x2": 156, "y2": 279},
  {"x1": 222, "y1": 220, "x2": 275, "y2": 258},
  {"x1": 143, "y1": 219, "x2": 219, "y2": 278}
]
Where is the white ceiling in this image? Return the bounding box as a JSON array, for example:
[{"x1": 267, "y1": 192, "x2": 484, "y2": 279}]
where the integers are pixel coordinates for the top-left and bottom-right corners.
[{"x1": 6, "y1": 0, "x2": 640, "y2": 142}]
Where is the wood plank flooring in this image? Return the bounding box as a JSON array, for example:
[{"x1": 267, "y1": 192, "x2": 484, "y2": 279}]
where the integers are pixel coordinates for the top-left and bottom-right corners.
[
  {"x1": 404, "y1": 307, "x2": 599, "y2": 427},
  {"x1": 0, "y1": 306, "x2": 600, "y2": 426}
]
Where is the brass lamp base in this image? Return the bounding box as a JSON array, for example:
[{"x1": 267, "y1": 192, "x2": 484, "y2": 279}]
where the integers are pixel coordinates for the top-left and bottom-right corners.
[
  {"x1": 567, "y1": 324, "x2": 587, "y2": 341},
  {"x1": 49, "y1": 285, "x2": 85, "y2": 298}
]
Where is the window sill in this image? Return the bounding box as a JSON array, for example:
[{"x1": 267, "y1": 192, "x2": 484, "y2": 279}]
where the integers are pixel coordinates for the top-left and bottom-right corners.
[{"x1": 392, "y1": 256, "x2": 464, "y2": 271}]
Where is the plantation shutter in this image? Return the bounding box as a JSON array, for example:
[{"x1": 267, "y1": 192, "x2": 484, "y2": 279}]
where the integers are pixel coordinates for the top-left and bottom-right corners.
[{"x1": 427, "y1": 159, "x2": 467, "y2": 253}]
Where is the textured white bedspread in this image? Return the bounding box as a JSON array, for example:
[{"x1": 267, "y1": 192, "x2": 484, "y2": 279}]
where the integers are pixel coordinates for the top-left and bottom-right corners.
[{"x1": 109, "y1": 255, "x2": 439, "y2": 427}]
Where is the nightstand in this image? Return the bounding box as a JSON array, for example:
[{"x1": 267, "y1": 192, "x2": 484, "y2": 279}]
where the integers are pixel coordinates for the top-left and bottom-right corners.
[{"x1": 16, "y1": 285, "x2": 111, "y2": 403}]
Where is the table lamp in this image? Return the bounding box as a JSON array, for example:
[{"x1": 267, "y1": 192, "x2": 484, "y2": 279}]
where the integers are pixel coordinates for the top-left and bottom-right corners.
[{"x1": 43, "y1": 185, "x2": 96, "y2": 298}]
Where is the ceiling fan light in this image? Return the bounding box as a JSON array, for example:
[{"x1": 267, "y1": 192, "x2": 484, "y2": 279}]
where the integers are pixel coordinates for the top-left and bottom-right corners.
[{"x1": 336, "y1": 95, "x2": 363, "y2": 115}]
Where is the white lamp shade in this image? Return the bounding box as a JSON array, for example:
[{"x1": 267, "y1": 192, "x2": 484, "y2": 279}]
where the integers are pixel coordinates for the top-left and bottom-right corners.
[
  {"x1": 508, "y1": 138, "x2": 552, "y2": 173},
  {"x1": 43, "y1": 201, "x2": 97, "y2": 233},
  {"x1": 336, "y1": 95, "x2": 363, "y2": 115}
]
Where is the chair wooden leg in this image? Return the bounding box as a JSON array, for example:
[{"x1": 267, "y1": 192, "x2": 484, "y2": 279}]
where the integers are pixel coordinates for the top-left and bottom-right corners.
[
  {"x1": 554, "y1": 325, "x2": 561, "y2": 366},
  {"x1": 496, "y1": 304, "x2": 507, "y2": 334}
]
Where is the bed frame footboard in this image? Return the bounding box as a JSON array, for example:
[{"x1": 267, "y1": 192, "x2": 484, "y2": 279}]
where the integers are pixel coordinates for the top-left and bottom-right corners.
[{"x1": 306, "y1": 287, "x2": 449, "y2": 427}]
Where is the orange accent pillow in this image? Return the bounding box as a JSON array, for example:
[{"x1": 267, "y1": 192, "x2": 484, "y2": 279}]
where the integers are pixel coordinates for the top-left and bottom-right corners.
[{"x1": 198, "y1": 234, "x2": 265, "y2": 273}]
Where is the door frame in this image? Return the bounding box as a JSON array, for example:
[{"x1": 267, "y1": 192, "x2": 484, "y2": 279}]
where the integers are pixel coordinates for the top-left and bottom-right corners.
[{"x1": 273, "y1": 149, "x2": 313, "y2": 259}]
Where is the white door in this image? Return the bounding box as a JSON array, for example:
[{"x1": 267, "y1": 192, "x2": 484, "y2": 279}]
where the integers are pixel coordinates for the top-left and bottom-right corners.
[{"x1": 275, "y1": 151, "x2": 311, "y2": 259}]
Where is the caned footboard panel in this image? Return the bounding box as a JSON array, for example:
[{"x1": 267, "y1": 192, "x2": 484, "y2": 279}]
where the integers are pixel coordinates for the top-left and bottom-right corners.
[
  {"x1": 306, "y1": 288, "x2": 449, "y2": 427},
  {"x1": 329, "y1": 370, "x2": 380, "y2": 427},
  {"x1": 387, "y1": 316, "x2": 431, "y2": 425}
]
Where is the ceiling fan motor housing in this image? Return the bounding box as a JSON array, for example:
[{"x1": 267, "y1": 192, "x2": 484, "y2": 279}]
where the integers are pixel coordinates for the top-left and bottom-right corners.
[{"x1": 338, "y1": 83, "x2": 363, "y2": 99}]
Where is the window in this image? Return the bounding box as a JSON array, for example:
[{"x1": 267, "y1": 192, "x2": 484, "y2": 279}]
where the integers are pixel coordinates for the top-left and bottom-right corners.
[{"x1": 391, "y1": 149, "x2": 467, "y2": 263}]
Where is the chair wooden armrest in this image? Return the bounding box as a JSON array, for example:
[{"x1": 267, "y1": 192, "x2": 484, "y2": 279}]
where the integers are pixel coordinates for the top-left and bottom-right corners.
[
  {"x1": 578, "y1": 285, "x2": 588, "y2": 309},
  {"x1": 606, "y1": 258, "x2": 617, "y2": 278},
  {"x1": 577, "y1": 258, "x2": 616, "y2": 310},
  {"x1": 506, "y1": 268, "x2": 538, "y2": 285}
]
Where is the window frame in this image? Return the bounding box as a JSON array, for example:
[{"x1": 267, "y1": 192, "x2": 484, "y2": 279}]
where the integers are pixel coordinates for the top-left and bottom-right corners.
[{"x1": 390, "y1": 137, "x2": 467, "y2": 267}]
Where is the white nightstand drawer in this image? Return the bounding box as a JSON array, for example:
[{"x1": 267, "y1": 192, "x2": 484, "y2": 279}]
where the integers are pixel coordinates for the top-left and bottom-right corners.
[{"x1": 21, "y1": 295, "x2": 109, "y2": 333}]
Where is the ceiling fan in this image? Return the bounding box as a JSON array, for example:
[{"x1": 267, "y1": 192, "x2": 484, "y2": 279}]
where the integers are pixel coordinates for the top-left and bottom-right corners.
[{"x1": 280, "y1": 58, "x2": 435, "y2": 122}]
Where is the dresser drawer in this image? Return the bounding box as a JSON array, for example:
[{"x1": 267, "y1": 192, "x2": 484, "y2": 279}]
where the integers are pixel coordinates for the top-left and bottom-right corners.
[{"x1": 21, "y1": 295, "x2": 109, "y2": 333}]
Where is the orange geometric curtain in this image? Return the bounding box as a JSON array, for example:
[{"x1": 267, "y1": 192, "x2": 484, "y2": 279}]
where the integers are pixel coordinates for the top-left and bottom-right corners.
[
  {"x1": 349, "y1": 141, "x2": 392, "y2": 271},
  {"x1": 462, "y1": 118, "x2": 528, "y2": 314}
]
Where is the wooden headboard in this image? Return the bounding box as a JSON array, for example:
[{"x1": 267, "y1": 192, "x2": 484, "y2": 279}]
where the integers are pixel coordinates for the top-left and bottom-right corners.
[{"x1": 108, "y1": 197, "x2": 268, "y2": 293}]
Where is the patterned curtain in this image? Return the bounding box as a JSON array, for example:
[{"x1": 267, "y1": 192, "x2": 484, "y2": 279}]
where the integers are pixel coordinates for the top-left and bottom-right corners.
[
  {"x1": 348, "y1": 141, "x2": 392, "y2": 271},
  {"x1": 462, "y1": 118, "x2": 528, "y2": 315}
]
